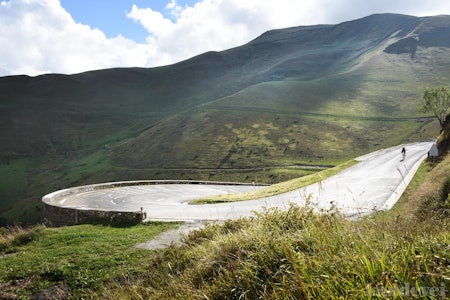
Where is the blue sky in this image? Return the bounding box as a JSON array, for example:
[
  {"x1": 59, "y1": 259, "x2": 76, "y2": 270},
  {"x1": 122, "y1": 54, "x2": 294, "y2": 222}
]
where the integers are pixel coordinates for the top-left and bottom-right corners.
[
  {"x1": 59, "y1": 0, "x2": 198, "y2": 43},
  {"x1": 1, "y1": 0, "x2": 450, "y2": 76}
]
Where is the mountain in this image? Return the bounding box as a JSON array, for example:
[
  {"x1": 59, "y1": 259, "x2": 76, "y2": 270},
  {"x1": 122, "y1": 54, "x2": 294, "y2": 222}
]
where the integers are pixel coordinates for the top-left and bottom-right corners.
[{"x1": 1, "y1": 13, "x2": 450, "y2": 225}]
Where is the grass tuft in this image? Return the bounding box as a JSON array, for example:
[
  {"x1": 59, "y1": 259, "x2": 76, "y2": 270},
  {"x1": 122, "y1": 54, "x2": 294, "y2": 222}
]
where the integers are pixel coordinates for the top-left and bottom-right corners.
[{"x1": 0, "y1": 225, "x2": 44, "y2": 254}]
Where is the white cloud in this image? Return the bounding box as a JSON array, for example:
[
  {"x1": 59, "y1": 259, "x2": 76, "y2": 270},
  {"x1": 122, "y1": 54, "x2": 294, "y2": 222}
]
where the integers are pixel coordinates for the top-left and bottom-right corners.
[
  {"x1": 125, "y1": 0, "x2": 322, "y2": 65},
  {"x1": 0, "y1": 0, "x2": 167, "y2": 76},
  {"x1": 1, "y1": 0, "x2": 450, "y2": 76}
]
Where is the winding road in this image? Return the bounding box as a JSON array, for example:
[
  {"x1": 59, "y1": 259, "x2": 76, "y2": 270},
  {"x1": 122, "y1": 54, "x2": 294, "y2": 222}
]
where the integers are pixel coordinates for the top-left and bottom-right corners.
[{"x1": 44, "y1": 141, "x2": 433, "y2": 222}]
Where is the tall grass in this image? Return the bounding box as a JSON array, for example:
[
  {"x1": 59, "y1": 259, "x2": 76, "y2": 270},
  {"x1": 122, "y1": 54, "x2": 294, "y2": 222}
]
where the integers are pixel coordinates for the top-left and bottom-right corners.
[{"x1": 105, "y1": 203, "x2": 449, "y2": 299}]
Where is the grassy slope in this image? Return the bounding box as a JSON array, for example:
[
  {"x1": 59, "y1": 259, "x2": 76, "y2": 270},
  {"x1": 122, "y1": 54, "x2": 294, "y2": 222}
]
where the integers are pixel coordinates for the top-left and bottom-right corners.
[
  {"x1": 0, "y1": 222, "x2": 180, "y2": 298},
  {"x1": 113, "y1": 19, "x2": 450, "y2": 172},
  {"x1": 0, "y1": 151, "x2": 449, "y2": 299},
  {"x1": 112, "y1": 47, "x2": 444, "y2": 171}
]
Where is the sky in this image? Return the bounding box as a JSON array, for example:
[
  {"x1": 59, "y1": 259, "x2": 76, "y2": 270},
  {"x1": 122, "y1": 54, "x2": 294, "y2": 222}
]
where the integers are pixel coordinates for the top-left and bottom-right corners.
[{"x1": 1, "y1": 0, "x2": 450, "y2": 77}]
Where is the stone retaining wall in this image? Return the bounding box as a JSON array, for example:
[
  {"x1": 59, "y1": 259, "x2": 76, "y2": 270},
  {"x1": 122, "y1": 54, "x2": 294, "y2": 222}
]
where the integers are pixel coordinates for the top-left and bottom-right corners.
[
  {"x1": 42, "y1": 180, "x2": 263, "y2": 227},
  {"x1": 42, "y1": 203, "x2": 145, "y2": 227}
]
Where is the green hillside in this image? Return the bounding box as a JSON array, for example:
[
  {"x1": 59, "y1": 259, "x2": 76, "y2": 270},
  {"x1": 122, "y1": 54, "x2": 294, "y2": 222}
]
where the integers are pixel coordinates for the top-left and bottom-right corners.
[{"x1": 1, "y1": 13, "x2": 450, "y2": 224}]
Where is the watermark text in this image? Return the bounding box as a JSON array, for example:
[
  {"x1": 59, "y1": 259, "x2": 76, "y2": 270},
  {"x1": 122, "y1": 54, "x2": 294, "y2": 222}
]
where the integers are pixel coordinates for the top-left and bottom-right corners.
[{"x1": 368, "y1": 282, "x2": 447, "y2": 298}]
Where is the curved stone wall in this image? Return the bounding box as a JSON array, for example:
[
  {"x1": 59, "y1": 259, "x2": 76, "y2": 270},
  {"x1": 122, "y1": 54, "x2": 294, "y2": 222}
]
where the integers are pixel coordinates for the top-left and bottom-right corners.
[
  {"x1": 42, "y1": 203, "x2": 145, "y2": 227},
  {"x1": 42, "y1": 180, "x2": 262, "y2": 227}
]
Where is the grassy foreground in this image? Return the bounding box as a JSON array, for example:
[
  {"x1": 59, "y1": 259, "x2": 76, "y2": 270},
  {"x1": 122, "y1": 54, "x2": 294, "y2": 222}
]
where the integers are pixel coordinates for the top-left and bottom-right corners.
[{"x1": 1, "y1": 157, "x2": 449, "y2": 299}]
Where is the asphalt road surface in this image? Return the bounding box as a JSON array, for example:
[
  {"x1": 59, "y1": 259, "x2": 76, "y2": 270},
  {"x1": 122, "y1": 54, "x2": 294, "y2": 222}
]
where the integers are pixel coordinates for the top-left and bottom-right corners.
[{"x1": 47, "y1": 141, "x2": 433, "y2": 222}]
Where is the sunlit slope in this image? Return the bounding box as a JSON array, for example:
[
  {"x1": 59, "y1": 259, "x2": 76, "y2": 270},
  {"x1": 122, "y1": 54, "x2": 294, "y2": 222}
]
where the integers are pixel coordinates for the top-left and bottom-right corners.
[{"x1": 113, "y1": 14, "x2": 450, "y2": 169}]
